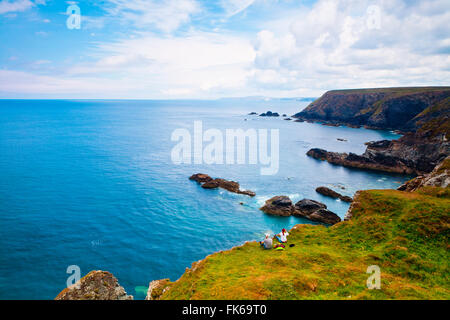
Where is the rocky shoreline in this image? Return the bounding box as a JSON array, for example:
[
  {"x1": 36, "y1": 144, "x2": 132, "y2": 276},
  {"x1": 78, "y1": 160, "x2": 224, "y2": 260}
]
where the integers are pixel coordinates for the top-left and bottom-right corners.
[{"x1": 54, "y1": 87, "x2": 450, "y2": 300}]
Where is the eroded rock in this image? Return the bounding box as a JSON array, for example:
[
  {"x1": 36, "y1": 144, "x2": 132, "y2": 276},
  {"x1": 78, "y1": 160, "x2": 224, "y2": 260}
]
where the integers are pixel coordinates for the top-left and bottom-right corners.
[
  {"x1": 260, "y1": 196, "x2": 294, "y2": 216},
  {"x1": 316, "y1": 186, "x2": 353, "y2": 203},
  {"x1": 55, "y1": 270, "x2": 133, "y2": 300},
  {"x1": 190, "y1": 174, "x2": 255, "y2": 197}
]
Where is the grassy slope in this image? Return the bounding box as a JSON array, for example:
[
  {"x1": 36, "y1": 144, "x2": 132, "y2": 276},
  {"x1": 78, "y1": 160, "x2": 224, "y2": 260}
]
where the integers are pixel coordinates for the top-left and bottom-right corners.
[
  {"x1": 161, "y1": 189, "x2": 449, "y2": 300},
  {"x1": 327, "y1": 87, "x2": 450, "y2": 95}
]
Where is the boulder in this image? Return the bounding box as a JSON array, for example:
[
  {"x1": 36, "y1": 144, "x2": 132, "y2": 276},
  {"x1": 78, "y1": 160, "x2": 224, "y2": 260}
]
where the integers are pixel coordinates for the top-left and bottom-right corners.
[
  {"x1": 189, "y1": 173, "x2": 213, "y2": 183},
  {"x1": 316, "y1": 186, "x2": 353, "y2": 203},
  {"x1": 55, "y1": 270, "x2": 133, "y2": 300},
  {"x1": 308, "y1": 208, "x2": 342, "y2": 225},
  {"x1": 293, "y1": 199, "x2": 327, "y2": 217},
  {"x1": 191, "y1": 174, "x2": 255, "y2": 197},
  {"x1": 260, "y1": 196, "x2": 294, "y2": 216}
]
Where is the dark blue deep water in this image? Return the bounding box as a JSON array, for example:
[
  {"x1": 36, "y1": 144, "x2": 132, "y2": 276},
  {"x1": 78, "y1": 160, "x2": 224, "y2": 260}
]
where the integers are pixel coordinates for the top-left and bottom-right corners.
[{"x1": 0, "y1": 99, "x2": 409, "y2": 299}]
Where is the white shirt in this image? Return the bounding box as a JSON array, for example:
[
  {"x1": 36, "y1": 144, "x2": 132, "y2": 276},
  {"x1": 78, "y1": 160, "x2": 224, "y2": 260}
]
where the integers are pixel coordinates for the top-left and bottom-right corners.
[{"x1": 279, "y1": 231, "x2": 289, "y2": 242}]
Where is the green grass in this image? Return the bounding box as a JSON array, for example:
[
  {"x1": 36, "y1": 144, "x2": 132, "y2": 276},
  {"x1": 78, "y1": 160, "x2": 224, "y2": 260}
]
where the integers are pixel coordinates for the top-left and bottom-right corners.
[{"x1": 159, "y1": 189, "x2": 450, "y2": 300}]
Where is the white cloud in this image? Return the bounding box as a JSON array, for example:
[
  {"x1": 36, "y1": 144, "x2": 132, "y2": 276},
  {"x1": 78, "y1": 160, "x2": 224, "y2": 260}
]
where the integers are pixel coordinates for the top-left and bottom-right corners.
[
  {"x1": 1, "y1": 0, "x2": 449, "y2": 98},
  {"x1": 0, "y1": 0, "x2": 33, "y2": 14},
  {"x1": 104, "y1": 0, "x2": 200, "y2": 32},
  {"x1": 221, "y1": 0, "x2": 255, "y2": 16},
  {"x1": 248, "y1": 0, "x2": 450, "y2": 94}
]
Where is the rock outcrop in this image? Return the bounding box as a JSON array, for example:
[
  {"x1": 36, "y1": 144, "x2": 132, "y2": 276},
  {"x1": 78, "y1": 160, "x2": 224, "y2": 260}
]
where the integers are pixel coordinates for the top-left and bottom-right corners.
[
  {"x1": 260, "y1": 196, "x2": 341, "y2": 225},
  {"x1": 299, "y1": 87, "x2": 449, "y2": 175},
  {"x1": 307, "y1": 129, "x2": 448, "y2": 175},
  {"x1": 189, "y1": 174, "x2": 256, "y2": 197},
  {"x1": 398, "y1": 156, "x2": 450, "y2": 192},
  {"x1": 293, "y1": 199, "x2": 341, "y2": 225},
  {"x1": 55, "y1": 270, "x2": 133, "y2": 300},
  {"x1": 146, "y1": 279, "x2": 171, "y2": 300},
  {"x1": 189, "y1": 173, "x2": 213, "y2": 183},
  {"x1": 260, "y1": 196, "x2": 293, "y2": 216},
  {"x1": 316, "y1": 186, "x2": 353, "y2": 203},
  {"x1": 260, "y1": 111, "x2": 280, "y2": 117}
]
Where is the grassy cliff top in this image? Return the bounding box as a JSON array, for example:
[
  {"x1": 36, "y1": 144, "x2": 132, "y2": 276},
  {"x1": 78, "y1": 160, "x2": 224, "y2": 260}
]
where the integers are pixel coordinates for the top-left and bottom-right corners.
[
  {"x1": 326, "y1": 87, "x2": 450, "y2": 95},
  {"x1": 158, "y1": 189, "x2": 449, "y2": 300}
]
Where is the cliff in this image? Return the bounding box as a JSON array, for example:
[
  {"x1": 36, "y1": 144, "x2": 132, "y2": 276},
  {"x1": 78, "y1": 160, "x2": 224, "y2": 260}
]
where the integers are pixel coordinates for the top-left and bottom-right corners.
[
  {"x1": 55, "y1": 270, "x2": 133, "y2": 300},
  {"x1": 293, "y1": 87, "x2": 450, "y2": 131},
  {"x1": 148, "y1": 186, "x2": 449, "y2": 300},
  {"x1": 303, "y1": 88, "x2": 449, "y2": 175}
]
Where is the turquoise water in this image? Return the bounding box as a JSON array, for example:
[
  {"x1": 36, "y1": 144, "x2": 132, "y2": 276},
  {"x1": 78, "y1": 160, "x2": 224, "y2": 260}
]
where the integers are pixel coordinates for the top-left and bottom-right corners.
[{"x1": 0, "y1": 99, "x2": 409, "y2": 299}]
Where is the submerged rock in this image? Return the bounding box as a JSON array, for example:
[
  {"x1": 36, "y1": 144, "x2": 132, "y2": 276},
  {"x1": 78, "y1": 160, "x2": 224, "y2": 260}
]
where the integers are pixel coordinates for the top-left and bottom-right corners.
[
  {"x1": 55, "y1": 270, "x2": 133, "y2": 300},
  {"x1": 316, "y1": 186, "x2": 353, "y2": 203}
]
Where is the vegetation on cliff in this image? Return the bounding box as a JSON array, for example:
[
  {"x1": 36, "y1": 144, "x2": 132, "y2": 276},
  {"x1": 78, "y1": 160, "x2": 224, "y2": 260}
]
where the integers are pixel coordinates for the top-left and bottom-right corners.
[
  {"x1": 155, "y1": 188, "x2": 449, "y2": 300},
  {"x1": 293, "y1": 87, "x2": 450, "y2": 132}
]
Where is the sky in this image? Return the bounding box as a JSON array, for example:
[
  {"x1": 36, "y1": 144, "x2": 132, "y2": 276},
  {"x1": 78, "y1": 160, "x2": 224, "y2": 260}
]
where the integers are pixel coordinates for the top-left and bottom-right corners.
[{"x1": 0, "y1": 0, "x2": 449, "y2": 99}]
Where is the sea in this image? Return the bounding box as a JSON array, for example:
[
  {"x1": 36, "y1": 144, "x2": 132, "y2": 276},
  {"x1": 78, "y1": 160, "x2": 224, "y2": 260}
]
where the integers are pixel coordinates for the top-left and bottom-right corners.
[{"x1": 0, "y1": 99, "x2": 410, "y2": 299}]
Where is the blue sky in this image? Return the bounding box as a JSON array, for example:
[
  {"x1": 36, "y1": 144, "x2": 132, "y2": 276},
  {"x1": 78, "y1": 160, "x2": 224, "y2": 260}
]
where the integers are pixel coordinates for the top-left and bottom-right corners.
[{"x1": 0, "y1": 0, "x2": 449, "y2": 99}]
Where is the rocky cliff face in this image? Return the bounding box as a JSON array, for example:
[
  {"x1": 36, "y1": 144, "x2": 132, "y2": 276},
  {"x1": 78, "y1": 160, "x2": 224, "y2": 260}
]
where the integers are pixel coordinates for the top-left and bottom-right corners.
[
  {"x1": 293, "y1": 87, "x2": 450, "y2": 131},
  {"x1": 303, "y1": 88, "x2": 449, "y2": 175},
  {"x1": 398, "y1": 156, "x2": 450, "y2": 192},
  {"x1": 307, "y1": 132, "x2": 449, "y2": 175},
  {"x1": 55, "y1": 270, "x2": 133, "y2": 300}
]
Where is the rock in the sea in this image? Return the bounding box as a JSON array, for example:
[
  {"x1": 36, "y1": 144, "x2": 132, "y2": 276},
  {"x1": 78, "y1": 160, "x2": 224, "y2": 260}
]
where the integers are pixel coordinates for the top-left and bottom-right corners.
[
  {"x1": 308, "y1": 208, "x2": 341, "y2": 225},
  {"x1": 248, "y1": 112, "x2": 257, "y2": 115},
  {"x1": 398, "y1": 156, "x2": 450, "y2": 192},
  {"x1": 316, "y1": 186, "x2": 353, "y2": 203},
  {"x1": 260, "y1": 196, "x2": 294, "y2": 216},
  {"x1": 201, "y1": 179, "x2": 220, "y2": 189},
  {"x1": 146, "y1": 279, "x2": 171, "y2": 300},
  {"x1": 189, "y1": 173, "x2": 213, "y2": 183},
  {"x1": 55, "y1": 270, "x2": 133, "y2": 300},
  {"x1": 293, "y1": 199, "x2": 341, "y2": 225},
  {"x1": 259, "y1": 111, "x2": 280, "y2": 117},
  {"x1": 190, "y1": 174, "x2": 256, "y2": 197},
  {"x1": 293, "y1": 199, "x2": 327, "y2": 217},
  {"x1": 260, "y1": 196, "x2": 341, "y2": 225}
]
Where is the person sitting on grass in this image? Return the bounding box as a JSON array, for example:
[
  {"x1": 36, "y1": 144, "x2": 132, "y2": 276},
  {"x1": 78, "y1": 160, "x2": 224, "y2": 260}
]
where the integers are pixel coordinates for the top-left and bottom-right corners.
[
  {"x1": 276, "y1": 228, "x2": 289, "y2": 243},
  {"x1": 260, "y1": 233, "x2": 273, "y2": 249}
]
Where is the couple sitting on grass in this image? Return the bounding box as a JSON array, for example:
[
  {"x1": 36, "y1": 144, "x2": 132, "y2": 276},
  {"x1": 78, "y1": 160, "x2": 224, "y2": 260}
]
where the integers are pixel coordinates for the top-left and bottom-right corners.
[{"x1": 259, "y1": 228, "x2": 289, "y2": 250}]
